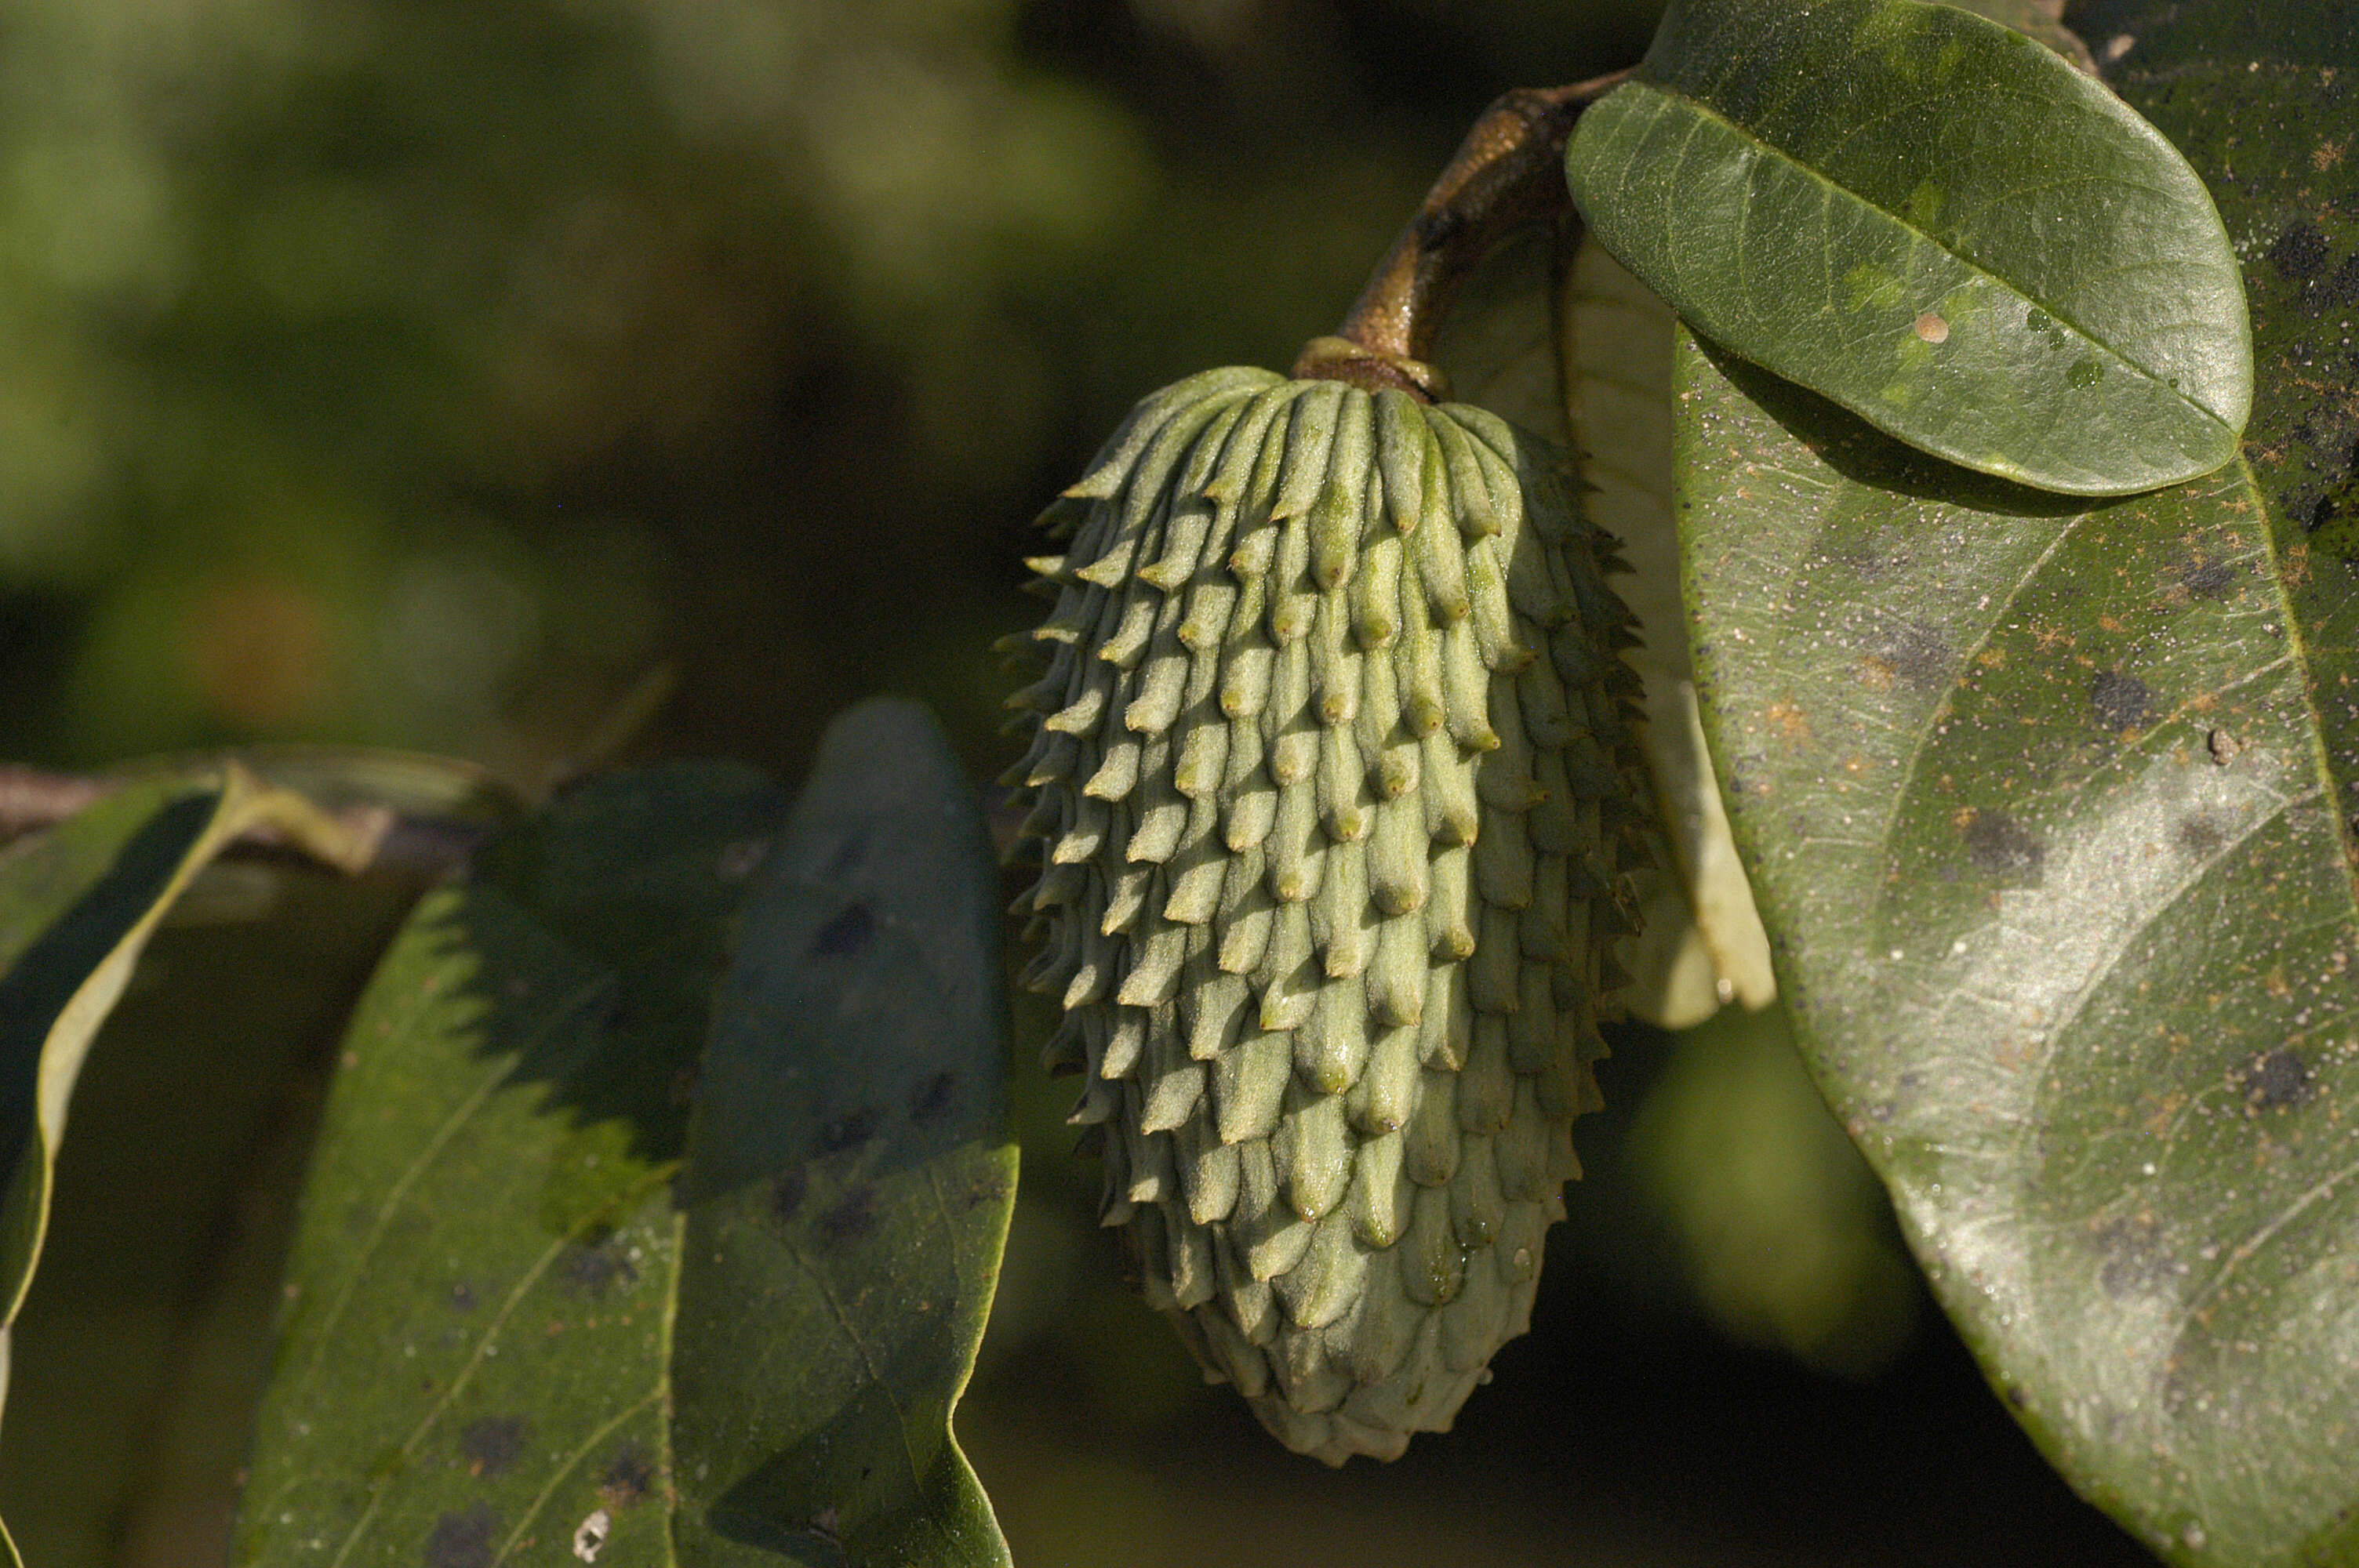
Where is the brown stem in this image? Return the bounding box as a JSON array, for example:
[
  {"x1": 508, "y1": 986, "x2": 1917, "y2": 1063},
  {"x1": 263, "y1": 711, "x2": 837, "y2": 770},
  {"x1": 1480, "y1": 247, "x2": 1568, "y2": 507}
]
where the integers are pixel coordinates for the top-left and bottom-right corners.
[
  {"x1": 0, "y1": 765, "x2": 488, "y2": 878},
  {"x1": 1293, "y1": 68, "x2": 1633, "y2": 398}
]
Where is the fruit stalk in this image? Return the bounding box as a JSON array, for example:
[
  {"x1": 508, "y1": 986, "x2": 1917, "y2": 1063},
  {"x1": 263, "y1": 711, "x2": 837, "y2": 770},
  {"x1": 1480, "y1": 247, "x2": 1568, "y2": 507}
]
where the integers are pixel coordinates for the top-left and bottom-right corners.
[{"x1": 1296, "y1": 70, "x2": 1633, "y2": 397}]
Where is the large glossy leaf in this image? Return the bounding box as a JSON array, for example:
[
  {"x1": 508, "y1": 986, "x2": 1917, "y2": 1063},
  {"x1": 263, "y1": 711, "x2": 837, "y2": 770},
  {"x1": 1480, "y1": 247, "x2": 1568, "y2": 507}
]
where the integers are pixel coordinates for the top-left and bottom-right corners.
[
  {"x1": 233, "y1": 700, "x2": 1014, "y2": 1566},
  {"x1": 1566, "y1": 0, "x2": 2252, "y2": 495},
  {"x1": 1676, "y1": 4, "x2": 2359, "y2": 1559}
]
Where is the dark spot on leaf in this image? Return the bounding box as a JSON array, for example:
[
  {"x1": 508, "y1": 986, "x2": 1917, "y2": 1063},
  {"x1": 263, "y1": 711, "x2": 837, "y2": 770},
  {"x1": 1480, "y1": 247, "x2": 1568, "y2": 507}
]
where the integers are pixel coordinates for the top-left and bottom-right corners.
[
  {"x1": 449, "y1": 1282, "x2": 476, "y2": 1312},
  {"x1": 819, "y1": 1185, "x2": 878, "y2": 1244},
  {"x1": 823, "y1": 825, "x2": 871, "y2": 882},
  {"x1": 458, "y1": 1416, "x2": 528, "y2": 1479},
  {"x1": 2178, "y1": 815, "x2": 2230, "y2": 858},
  {"x1": 599, "y1": 1442, "x2": 654, "y2": 1508},
  {"x1": 2241, "y1": 1047, "x2": 2314, "y2": 1112},
  {"x1": 2271, "y1": 221, "x2": 2330, "y2": 280},
  {"x1": 2090, "y1": 1214, "x2": 2180, "y2": 1301},
  {"x1": 771, "y1": 1167, "x2": 808, "y2": 1224},
  {"x1": 2089, "y1": 670, "x2": 2153, "y2": 732},
  {"x1": 1962, "y1": 811, "x2": 2043, "y2": 886},
  {"x1": 2312, "y1": 473, "x2": 2359, "y2": 557},
  {"x1": 909, "y1": 1070, "x2": 958, "y2": 1123},
  {"x1": 963, "y1": 1166, "x2": 1012, "y2": 1210},
  {"x1": 424, "y1": 1504, "x2": 499, "y2": 1568},
  {"x1": 561, "y1": 1236, "x2": 638, "y2": 1297},
  {"x1": 810, "y1": 901, "x2": 876, "y2": 960},
  {"x1": 820, "y1": 1105, "x2": 880, "y2": 1152},
  {"x1": 1868, "y1": 619, "x2": 1951, "y2": 691},
  {"x1": 2320, "y1": 251, "x2": 2359, "y2": 310},
  {"x1": 2180, "y1": 557, "x2": 2237, "y2": 598}
]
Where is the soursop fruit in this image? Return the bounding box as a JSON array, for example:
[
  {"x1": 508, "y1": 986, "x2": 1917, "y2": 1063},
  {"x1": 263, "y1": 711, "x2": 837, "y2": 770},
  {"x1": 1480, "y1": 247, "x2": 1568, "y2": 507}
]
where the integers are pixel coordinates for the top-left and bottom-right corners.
[{"x1": 1004, "y1": 362, "x2": 1651, "y2": 1464}]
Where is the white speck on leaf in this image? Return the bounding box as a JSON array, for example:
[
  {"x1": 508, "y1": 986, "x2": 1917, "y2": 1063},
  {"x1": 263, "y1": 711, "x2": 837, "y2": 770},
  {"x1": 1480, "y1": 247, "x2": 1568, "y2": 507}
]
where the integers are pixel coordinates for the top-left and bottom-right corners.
[{"x1": 573, "y1": 1508, "x2": 612, "y2": 1563}]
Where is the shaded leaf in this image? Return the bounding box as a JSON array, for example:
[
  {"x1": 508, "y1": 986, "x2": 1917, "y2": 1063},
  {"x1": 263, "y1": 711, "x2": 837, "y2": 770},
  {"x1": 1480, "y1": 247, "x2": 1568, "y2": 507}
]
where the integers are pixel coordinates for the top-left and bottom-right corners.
[
  {"x1": 1567, "y1": 0, "x2": 2251, "y2": 495},
  {"x1": 122, "y1": 745, "x2": 521, "y2": 826},
  {"x1": 1675, "y1": 2, "x2": 2359, "y2": 1545},
  {"x1": 234, "y1": 700, "x2": 1013, "y2": 1566},
  {"x1": 231, "y1": 758, "x2": 780, "y2": 1567},
  {"x1": 0, "y1": 855, "x2": 424, "y2": 1568},
  {"x1": 0, "y1": 771, "x2": 368, "y2": 1386},
  {"x1": 671, "y1": 699, "x2": 1016, "y2": 1567}
]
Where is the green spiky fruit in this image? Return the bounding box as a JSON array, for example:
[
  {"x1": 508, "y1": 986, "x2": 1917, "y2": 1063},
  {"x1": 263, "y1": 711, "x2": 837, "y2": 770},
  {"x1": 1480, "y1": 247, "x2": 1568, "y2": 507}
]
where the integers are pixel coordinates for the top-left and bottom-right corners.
[{"x1": 1005, "y1": 363, "x2": 1650, "y2": 1464}]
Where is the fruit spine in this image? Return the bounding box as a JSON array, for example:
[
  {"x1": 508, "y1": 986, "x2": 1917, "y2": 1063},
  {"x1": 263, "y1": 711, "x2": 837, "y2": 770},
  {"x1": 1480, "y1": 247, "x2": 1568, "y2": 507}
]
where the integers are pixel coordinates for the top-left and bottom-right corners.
[{"x1": 1005, "y1": 363, "x2": 1648, "y2": 1464}]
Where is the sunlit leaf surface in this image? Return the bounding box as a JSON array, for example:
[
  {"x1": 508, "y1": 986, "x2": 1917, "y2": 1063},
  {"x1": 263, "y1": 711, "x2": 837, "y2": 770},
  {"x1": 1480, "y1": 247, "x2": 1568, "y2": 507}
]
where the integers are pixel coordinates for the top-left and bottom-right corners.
[
  {"x1": 1676, "y1": 3, "x2": 2359, "y2": 1555},
  {"x1": 1568, "y1": 0, "x2": 2252, "y2": 495}
]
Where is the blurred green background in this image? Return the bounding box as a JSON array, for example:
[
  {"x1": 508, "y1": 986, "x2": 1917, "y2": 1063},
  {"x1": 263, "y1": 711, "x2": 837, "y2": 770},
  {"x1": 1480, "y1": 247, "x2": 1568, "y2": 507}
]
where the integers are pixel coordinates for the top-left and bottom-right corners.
[{"x1": 0, "y1": 0, "x2": 2154, "y2": 1563}]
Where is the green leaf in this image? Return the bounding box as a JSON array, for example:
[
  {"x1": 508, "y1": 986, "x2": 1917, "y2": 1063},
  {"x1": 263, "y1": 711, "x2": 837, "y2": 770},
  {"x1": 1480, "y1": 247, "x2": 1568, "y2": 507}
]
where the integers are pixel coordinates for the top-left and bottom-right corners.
[
  {"x1": 0, "y1": 832, "x2": 425, "y2": 1568},
  {"x1": 0, "y1": 770, "x2": 362, "y2": 1564},
  {"x1": 1674, "y1": 4, "x2": 2359, "y2": 1555},
  {"x1": 234, "y1": 700, "x2": 1015, "y2": 1566},
  {"x1": 1565, "y1": 0, "x2": 2252, "y2": 495},
  {"x1": 671, "y1": 702, "x2": 1016, "y2": 1567},
  {"x1": 0, "y1": 771, "x2": 368, "y2": 1379},
  {"x1": 2098, "y1": 0, "x2": 2359, "y2": 946}
]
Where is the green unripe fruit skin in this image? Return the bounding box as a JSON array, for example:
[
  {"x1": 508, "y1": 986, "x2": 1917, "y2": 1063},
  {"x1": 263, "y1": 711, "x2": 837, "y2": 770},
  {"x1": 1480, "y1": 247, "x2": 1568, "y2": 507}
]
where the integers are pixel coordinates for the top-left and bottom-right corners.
[{"x1": 1007, "y1": 366, "x2": 1650, "y2": 1465}]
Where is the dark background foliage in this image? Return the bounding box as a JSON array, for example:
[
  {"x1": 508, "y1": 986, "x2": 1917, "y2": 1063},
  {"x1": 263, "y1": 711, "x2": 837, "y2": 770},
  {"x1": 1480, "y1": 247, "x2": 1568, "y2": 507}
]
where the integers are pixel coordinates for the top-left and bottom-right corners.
[{"x1": 0, "y1": 0, "x2": 2156, "y2": 1562}]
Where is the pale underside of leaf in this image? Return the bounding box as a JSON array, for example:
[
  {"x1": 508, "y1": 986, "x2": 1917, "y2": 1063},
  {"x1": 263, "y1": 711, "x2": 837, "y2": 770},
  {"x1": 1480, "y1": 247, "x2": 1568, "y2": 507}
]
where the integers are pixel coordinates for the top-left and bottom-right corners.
[
  {"x1": 1558, "y1": 240, "x2": 1776, "y2": 1026},
  {"x1": 1430, "y1": 226, "x2": 1775, "y2": 1028}
]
